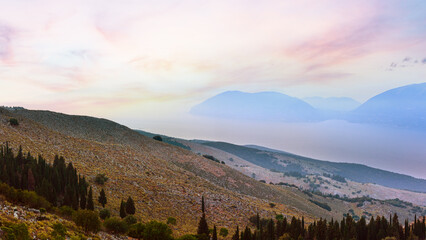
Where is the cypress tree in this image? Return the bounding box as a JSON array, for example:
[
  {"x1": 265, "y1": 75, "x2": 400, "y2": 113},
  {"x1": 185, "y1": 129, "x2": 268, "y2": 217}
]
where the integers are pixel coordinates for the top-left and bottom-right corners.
[
  {"x1": 126, "y1": 196, "x2": 135, "y2": 215},
  {"x1": 80, "y1": 189, "x2": 87, "y2": 209},
  {"x1": 120, "y1": 200, "x2": 127, "y2": 218},
  {"x1": 98, "y1": 188, "x2": 107, "y2": 208},
  {"x1": 197, "y1": 197, "x2": 209, "y2": 237},
  {"x1": 212, "y1": 225, "x2": 218, "y2": 240},
  {"x1": 232, "y1": 226, "x2": 240, "y2": 240},
  {"x1": 87, "y1": 187, "x2": 94, "y2": 210}
]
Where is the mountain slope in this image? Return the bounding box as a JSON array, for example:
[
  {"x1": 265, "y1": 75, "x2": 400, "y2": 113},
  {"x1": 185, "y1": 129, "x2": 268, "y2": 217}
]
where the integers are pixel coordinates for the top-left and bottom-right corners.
[
  {"x1": 0, "y1": 107, "x2": 340, "y2": 235},
  {"x1": 190, "y1": 91, "x2": 320, "y2": 122},
  {"x1": 350, "y1": 83, "x2": 426, "y2": 128},
  {"x1": 199, "y1": 141, "x2": 426, "y2": 193}
]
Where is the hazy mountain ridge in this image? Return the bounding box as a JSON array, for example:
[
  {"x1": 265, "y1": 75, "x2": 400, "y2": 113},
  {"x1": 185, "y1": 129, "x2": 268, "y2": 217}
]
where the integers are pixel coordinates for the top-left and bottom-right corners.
[
  {"x1": 191, "y1": 83, "x2": 426, "y2": 129},
  {"x1": 190, "y1": 91, "x2": 321, "y2": 122}
]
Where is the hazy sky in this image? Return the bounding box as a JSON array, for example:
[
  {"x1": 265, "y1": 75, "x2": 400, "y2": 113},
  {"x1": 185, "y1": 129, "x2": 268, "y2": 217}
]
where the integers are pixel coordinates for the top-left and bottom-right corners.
[
  {"x1": 1, "y1": 0, "x2": 425, "y2": 118},
  {"x1": 1, "y1": 1, "x2": 426, "y2": 178}
]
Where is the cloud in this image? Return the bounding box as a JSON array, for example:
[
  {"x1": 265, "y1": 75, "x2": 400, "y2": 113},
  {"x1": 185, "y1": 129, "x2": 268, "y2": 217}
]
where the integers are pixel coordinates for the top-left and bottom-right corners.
[{"x1": 0, "y1": 23, "x2": 15, "y2": 62}]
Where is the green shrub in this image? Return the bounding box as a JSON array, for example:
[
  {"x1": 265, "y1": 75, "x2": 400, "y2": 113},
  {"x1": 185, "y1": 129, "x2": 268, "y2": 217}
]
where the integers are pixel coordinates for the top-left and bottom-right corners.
[
  {"x1": 128, "y1": 223, "x2": 145, "y2": 239},
  {"x1": 219, "y1": 227, "x2": 229, "y2": 237},
  {"x1": 9, "y1": 118, "x2": 19, "y2": 126},
  {"x1": 142, "y1": 221, "x2": 173, "y2": 240},
  {"x1": 99, "y1": 209, "x2": 111, "y2": 220},
  {"x1": 103, "y1": 217, "x2": 128, "y2": 234},
  {"x1": 153, "y1": 135, "x2": 163, "y2": 141},
  {"x1": 51, "y1": 223, "x2": 67, "y2": 239},
  {"x1": 72, "y1": 210, "x2": 101, "y2": 233},
  {"x1": 124, "y1": 215, "x2": 137, "y2": 225},
  {"x1": 59, "y1": 206, "x2": 75, "y2": 217},
  {"x1": 177, "y1": 234, "x2": 198, "y2": 240},
  {"x1": 94, "y1": 174, "x2": 108, "y2": 185},
  {"x1": 1, "y1": 223, "x2": 30, "y2": 240},
  {"x1": 167, "y1": 217, "x2": 177, "y2": 225}
]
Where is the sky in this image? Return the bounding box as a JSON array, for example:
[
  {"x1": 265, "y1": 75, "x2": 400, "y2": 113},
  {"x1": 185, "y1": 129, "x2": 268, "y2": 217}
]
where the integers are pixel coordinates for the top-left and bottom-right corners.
[
  {"x1": 0, "y1": 0, "x2": 426, "y2": 117},
  {"x1": 1, "y1": 1, "x2": 426, "y2": 178}
]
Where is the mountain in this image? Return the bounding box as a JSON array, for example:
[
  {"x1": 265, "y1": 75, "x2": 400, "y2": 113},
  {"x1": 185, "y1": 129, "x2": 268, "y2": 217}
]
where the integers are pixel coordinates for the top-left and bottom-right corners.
[
  {"x1": 303, "y1": 97, "x2": 361, "y2": 112},
  {"x1": 349, "y1": 83, "x2": 426, "y2": 128},
  {"x1": 190, "y1": 91, "x2": 320, "y2": 122}
]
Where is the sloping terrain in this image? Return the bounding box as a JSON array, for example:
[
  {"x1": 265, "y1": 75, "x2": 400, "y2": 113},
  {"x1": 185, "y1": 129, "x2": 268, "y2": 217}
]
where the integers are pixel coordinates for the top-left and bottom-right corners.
[
  {"x1": 0, "y1": 107, "x2": 334, "y2": 236},
  {"x1": 1, "y1": 107, "x2": 424, "y2": 237},
  {"x1": 137, "y1": 131, "x2": 426, "y2": 208},
  {"x1": 197, "y1": 141, "x2": 426, "y2": 193}
]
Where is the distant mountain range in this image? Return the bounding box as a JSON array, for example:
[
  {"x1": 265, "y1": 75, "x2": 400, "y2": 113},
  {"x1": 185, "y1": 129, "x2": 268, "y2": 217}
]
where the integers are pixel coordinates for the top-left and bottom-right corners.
[
  {"x1": 190, "y1": 91, "x2": 320, "y2": 122},
  {"x1": 191, "y1": 83, "x2": 426, "y2": 129}
]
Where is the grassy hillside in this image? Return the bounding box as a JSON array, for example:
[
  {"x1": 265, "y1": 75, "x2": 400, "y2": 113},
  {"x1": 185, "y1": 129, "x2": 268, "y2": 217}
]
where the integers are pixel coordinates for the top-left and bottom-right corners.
[{"x1": 199, "y1": 141, "x2": 426, "y2": 193}]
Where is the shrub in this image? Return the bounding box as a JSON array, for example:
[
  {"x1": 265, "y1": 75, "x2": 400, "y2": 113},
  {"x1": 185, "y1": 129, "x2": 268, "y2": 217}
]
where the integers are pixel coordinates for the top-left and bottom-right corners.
[
  {"x1": 309, "y1": 200, "x2": 332, "y2": 211},
  {"x1": 51, "y1": 223, "x2": 67, "y2": 239},
  {"x1": 142, "y1": 221, "x2": 173, "y2": 240},
  {"x1": 219, "y1": 227, "x2": 229, "y2": 237},
  {"x1": 94, "y1": 174, "x2": 108, "y2": 185},
  {"x1": 0, "y1": 223, "x2": 30, "y2": 240},
  {"x1": 128, "y1": 223, "x2": 145, "y2": 239},
  {"x1": 124, "y1": 215, "x2": 138, "y2": 225},
  {"x1": 153, "y1": 135, "x2": 163, "y2": 141},
  {"x1": 72, "y1": 210, "x2": 101, "y2": 233},
  {"x1": 99, "y1": 209, "x2": 111, "y2": 220},
  {"x1": 9, "y1": 118, "x2": 19, "y2": 126},
  {"x1": 167, "y1": 217, "x2": 177, "y2": 225},
  {"x1": 177, "y1": 234, "x2": 198, "y2": 240},
  {"x1": 103, "y1": 217, "x2": 128, "y2": 234},
  {"x1": 59, "y1": 206, "x2": 75, "y2": 217},
  {"x1": 269, "y1": 203, "x2": 276, "y2": 208}
]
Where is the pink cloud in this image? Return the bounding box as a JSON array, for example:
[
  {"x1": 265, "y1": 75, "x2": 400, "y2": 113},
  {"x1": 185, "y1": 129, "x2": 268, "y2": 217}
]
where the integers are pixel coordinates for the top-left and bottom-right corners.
[{"x1": 285, "y1": 19, "x2": 389, "y2": 72}]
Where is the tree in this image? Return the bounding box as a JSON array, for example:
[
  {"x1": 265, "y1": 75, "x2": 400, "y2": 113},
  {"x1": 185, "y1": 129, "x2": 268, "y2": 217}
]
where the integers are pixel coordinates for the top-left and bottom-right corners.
[
  {"x1": 232, "y1": 226, "x2": 240, "y2": 240},
  {"x1": 87, "y1": 187, "x2": 94, "y2": 210},
  {"x1": 126, "y1": 196, "x2": 135, "y2": 215},
  {"x1": 143, "y1": 221, "x2": 173, "y2": 240},
  {"x1": 197, "y1": 197, "x2": 209, "y2": 238},
  {"x1": 98, "y1": 188, "x2": 107, "y2": 208},
  {"x1": 72, "y1": 210, "x2": 101, "y2": 233},
  {"x1": 120, "y1": 200, "x2": 127, "y2": 218},
  {"x1": 212, "y1": 225, "x2": 218, "y2": 240}
]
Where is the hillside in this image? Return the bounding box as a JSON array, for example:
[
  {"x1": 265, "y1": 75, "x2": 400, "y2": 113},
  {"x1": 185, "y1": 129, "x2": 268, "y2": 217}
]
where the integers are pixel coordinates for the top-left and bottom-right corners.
[
  {"x1": 198, "y1": 141, "x2": 426, "y2": 193},
  {"x1": 303, "y1": 97, "x2": 361, "y2": 112},
  {"x1": 136, "y1": 131, "x2": 426, "y2": 207},
  {"x1": 0, "y1": 107, "x2": 337, "y2": 236}
]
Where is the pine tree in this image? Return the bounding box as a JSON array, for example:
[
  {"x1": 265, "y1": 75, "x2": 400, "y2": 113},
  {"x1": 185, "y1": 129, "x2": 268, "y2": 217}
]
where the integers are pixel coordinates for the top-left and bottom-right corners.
[
  {"x1": 120, "y1": 200, "x2": 127, "y2": 218},
  {"x1": 87, "y1": 187, "x2": 94, "y2": 210},
  {"x1": 126, "y1": 196, "x2": 135, "y2": 215},
  {"x1": 98, "y1": 188, "x2": 107, "y2": 208}
]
